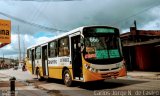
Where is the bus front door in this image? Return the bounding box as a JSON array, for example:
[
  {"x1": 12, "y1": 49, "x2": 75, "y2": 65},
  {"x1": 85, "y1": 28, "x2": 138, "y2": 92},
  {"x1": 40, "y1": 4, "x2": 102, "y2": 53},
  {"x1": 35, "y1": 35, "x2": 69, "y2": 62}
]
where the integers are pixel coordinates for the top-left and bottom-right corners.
[
  {"x1": 71, "y1": 35, "x2": 83, "y2": 80},
  {"x1": 42, "y1": 45, "x2": 49, "y2": 77},
  {"x1": 31, "y1": 49, "x2": 35, "y2": 74}
]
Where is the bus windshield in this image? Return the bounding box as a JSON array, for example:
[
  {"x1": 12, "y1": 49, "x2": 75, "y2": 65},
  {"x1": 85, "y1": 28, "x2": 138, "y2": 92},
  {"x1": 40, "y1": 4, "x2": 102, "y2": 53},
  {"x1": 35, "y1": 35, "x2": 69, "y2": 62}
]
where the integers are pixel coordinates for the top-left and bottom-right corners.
[{"x1": 83, "y1": 28, "x2": 122, "y2": 64}]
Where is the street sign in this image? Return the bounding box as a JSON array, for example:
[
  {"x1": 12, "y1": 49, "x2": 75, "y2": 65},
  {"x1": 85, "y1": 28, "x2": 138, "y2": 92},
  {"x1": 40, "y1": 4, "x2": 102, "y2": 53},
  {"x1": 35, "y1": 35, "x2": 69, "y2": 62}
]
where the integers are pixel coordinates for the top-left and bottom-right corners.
[{"x1": 0, "y1": 19, "x2": 11, "y2": 43}]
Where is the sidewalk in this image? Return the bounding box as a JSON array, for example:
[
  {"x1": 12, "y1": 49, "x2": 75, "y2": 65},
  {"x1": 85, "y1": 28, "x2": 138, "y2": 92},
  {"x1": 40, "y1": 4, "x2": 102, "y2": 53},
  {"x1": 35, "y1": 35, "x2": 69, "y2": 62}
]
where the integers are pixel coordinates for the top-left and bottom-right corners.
[
  {"x1": 0, "y1": 73, "x2": 27, "y2": 90},
  {"x1": 0, "y1": 72, "x2": 51, "y2": 96},
  {"x1": 127, "y1": 71, "x2": 160, "y2": 80},
  {"x1": 0, "y1": 73, "x2": 10, "y2": 82}
]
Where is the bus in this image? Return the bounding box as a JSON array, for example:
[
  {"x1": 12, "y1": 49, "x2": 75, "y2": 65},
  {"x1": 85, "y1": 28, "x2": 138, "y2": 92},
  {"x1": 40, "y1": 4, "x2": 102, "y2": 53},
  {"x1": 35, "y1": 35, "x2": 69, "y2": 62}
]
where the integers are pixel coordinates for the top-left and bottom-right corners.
[{"x1": 26, "y1": 26, "x2": 127, "y2": 86}]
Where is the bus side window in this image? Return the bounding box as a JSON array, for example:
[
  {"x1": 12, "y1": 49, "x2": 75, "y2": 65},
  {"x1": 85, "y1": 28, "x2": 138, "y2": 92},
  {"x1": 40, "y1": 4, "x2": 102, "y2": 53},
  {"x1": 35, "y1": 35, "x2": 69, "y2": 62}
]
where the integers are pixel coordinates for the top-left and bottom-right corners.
[
  {"x1": 58, "y1": 37, "x2": 70, "y2": 56},
  {"x1": 28, "y1": 49, "x2": 32, "y2": 60},
  {"x1": 27, "y1": 49, "x2": 29, "y2": 59},
  {"x1": 48, "y1": 41, "x2": 57, "y2": 57},
  {"x1": 35, "y1": 46, "x2": 41, "y2": 59}
]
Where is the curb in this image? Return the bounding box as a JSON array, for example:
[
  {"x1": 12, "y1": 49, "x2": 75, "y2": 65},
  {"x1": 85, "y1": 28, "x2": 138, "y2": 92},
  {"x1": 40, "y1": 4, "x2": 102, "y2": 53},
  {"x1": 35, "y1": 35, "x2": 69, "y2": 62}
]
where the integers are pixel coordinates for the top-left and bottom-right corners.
[{"x1": 127, "y1": 75, "x2": 160, "y2": 80}]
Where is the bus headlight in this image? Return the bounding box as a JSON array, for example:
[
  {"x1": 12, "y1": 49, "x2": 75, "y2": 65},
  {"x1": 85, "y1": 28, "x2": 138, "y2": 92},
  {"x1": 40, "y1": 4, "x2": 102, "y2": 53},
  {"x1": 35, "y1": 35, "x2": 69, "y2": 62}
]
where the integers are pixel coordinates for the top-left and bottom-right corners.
[
  {"x1": 118, "y1": 61, "x2": 125, "y2": 69},
  {"x1": 89, "y1": 67, "x2": 97, "y2": 72},
  {"x1": 116, "y1": 63, "x2": 121, "y2": 68},
  {"x1": 85, "y1": 64, "x2": 90, "y2": 69},
  {"x1": 85, "y1": 64, "x2": 97, "y2": 72}
]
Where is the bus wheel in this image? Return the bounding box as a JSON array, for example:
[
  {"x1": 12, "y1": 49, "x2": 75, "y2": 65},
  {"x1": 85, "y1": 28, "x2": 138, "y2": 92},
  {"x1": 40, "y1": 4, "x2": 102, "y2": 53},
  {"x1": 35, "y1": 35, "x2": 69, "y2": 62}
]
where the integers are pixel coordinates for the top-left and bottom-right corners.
[{"x1": 63, "y1": 70, "x2": 72, "y2": 87}]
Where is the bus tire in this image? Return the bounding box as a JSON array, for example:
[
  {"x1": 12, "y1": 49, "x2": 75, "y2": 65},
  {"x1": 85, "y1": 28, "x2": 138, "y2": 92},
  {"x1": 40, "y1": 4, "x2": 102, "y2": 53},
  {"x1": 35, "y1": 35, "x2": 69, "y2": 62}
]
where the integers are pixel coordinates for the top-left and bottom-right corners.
[{"x1": 63, "y1": 69, "x2": 72, "y2": 87}]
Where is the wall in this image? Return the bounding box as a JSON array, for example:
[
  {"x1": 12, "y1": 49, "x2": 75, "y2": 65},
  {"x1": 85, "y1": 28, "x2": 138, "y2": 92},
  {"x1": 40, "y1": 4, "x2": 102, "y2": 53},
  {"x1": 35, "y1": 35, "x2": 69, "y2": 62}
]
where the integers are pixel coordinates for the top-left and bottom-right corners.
[
  {"x1": 123, "y1": 45, "x2": 160, "y2": 71},
  {"x1": 135, "y1": 45, "x2": 152, "y2": 71}
]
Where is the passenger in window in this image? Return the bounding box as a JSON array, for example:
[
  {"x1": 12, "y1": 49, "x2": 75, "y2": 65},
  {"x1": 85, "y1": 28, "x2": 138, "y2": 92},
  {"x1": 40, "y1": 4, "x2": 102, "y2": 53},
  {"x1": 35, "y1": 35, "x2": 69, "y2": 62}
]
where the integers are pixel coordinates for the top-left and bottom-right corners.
[{"x1": 64, "y1": 47, "x2": 69, "y2": 56}]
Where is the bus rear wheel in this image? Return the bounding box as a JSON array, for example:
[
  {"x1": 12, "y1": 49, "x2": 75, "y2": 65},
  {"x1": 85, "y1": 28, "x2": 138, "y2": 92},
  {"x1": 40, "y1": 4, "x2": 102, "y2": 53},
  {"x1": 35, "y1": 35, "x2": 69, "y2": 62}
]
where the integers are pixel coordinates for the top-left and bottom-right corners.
[{"x1": 63, "y1": 70, "x2": 72, "y2": 87}]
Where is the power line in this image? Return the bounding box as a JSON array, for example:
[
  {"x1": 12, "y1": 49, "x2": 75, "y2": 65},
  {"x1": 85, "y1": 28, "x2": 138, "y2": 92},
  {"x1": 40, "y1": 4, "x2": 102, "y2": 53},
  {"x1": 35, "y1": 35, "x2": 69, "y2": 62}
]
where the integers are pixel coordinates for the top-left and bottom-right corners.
[
  {"x1": 0, "y1": 11, "x2": 67, "y2": 32},
  {"x1": 6, "y1": 0, "x2": 81, "y2": 2},
  {"x1": 112, "y1": 1, "x2": 160, "y2": 26}
]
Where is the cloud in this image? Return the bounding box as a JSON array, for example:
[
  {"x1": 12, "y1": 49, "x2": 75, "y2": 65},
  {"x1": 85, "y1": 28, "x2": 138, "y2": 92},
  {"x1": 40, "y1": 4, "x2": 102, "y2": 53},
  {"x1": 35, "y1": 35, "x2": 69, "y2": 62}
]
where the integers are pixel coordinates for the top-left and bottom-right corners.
[
  {"x1": 0, "y1": 0, "x2": 160, "y2": 58},
  {"x1": 34, "y1": 36, "x2": 51, "y2": 45},
  {"x1": 0, "y1": 0, "x2": 160, "y2": 34},
  {"x1": 141, "y1": 20, "x2": 160, "y2": 30},
  {"x1": 0, "y1": 33, "x2": 52, "y2": 58}
]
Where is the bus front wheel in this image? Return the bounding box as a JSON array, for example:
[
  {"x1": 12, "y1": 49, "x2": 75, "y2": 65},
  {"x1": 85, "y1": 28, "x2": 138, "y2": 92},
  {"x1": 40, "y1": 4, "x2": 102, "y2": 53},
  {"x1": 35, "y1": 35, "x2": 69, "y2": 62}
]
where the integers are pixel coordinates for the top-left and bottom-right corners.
[{"x1": 63, "y1": 70, "x2": 72, "y2": 87}]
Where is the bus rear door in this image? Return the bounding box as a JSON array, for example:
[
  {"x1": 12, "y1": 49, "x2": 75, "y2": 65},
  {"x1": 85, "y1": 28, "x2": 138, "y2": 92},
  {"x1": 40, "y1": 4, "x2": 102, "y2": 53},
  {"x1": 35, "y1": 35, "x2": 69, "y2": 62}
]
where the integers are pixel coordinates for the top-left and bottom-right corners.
[
  {"x1": 42, "y1": 45, "x2": 49, "y2": 77},
  {"x1": 31, "y1": 49, "x2": 35, "y2": 74}
]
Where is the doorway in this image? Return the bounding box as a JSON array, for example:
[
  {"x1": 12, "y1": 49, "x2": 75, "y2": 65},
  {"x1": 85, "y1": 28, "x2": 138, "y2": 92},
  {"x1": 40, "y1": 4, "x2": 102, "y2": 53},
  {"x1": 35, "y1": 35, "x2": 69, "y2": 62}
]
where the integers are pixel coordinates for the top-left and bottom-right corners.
[
  {"x1": 71, "y1": 35, "x2": 82, "y2": 79},
  {"x1": 42, "y1": 45, "x2": 49, "y2": 76},
  {"x1": 31, "y1": 49, "x2": 35, "y2": 74}
]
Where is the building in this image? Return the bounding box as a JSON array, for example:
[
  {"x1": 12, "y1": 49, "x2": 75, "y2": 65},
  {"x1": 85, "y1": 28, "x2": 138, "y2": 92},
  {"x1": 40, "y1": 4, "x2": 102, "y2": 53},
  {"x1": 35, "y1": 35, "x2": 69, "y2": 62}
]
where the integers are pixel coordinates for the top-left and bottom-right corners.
[
  {"x1": 121, "y1": 26, "x2": 160, "y2": 71},
  {"x1": 0, "y1": 57, "x2": 16, "y2": 69}
]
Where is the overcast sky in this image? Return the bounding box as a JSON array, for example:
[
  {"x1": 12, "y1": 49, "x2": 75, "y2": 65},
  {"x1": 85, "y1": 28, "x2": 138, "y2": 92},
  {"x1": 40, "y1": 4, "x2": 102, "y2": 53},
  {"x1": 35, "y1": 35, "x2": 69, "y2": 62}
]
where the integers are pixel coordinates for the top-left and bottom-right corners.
[{"x1": 0, "y1": 0, "x2": 160, "y2": 59}]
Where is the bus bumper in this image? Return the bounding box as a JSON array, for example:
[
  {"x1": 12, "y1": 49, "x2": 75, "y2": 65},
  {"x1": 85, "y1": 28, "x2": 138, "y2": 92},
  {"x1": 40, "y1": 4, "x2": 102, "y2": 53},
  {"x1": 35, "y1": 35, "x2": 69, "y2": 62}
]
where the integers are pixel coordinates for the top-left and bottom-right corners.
[{"x1": 83, "y1": 66, "x2": 127, "y2": 82}]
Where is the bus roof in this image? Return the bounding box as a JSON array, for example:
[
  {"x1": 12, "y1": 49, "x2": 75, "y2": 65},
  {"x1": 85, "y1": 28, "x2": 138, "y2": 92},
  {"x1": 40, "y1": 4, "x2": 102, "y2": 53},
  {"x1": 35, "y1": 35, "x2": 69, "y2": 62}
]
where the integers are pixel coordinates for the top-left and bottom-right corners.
[
  {"x1": 27, "y1": 25, "x2": 117, "y2": 49},
  {"x1": 27, "y1": 26, "x2": 84, "y2": 49}
]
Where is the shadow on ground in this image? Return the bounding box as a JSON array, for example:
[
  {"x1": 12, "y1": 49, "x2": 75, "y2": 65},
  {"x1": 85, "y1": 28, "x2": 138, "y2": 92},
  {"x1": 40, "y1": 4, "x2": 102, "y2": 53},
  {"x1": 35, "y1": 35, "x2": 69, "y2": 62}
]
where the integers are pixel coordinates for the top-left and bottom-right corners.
[
  {"x1": 77, "y1": 79, "x2": 148, "y2": 90},
  {"x1": 39, "y1": 78, "x2": 149, "y2": 91}
]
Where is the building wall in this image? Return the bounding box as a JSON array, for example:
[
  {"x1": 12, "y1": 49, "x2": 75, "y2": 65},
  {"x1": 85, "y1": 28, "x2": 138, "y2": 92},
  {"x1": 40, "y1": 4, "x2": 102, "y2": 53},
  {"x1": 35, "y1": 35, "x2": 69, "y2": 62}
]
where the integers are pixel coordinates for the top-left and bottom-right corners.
[
  {"x1": 0, "y1": 58, "x2": 11, "y2": 64},
  {"x1": 153, "y1": 46, "x2": 160, "y2": 71},
  {"x1": 123, "y1": 45, "x2": 160, "y2": 71},
  {"x1": 135, "y1": 45, "x2": 152, "y2": 71},
  {"x1": 123, "y1": 46, "x2": 137, "y2": 71},
  {"x1": 121, "y1": 27, "x2": 160, "y2": 72}
]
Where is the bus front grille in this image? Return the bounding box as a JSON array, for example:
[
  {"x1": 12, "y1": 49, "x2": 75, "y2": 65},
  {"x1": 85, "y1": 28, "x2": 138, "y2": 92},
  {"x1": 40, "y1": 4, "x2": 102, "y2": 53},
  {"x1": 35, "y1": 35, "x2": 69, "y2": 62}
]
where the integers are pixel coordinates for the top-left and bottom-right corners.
[
  {"x1": 101, "y1": 72, "x2": 119, "y2": 78},
  {"x1": 99, "y1": 67, "x2": 119, "y2": 72},
  {"x1": 99, "y1": 69, "x2": 109, "y2": 71}
]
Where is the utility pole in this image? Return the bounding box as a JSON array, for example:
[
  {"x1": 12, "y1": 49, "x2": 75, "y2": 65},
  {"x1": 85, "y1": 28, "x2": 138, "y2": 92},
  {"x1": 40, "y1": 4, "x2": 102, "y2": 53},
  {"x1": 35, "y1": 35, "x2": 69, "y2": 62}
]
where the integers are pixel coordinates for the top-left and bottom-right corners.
[
  {"x1": 3, "y1": 53, "x2": 4, "y2": 62},
  {"x1": 23, "y1": 35, "x2": 26, "y2": 61},
  {"x1": 10, "y1": 56, "x2": 11, "y2": 68},
  {"x1": 18, "y1": 25, "x2": 21, "y2": 66},
  {"x1": 134, "y1": 20, "x2": 139, "y2": 42},
  {"x1": 134, "y1": 20, "x2": 137, "y2": 30},
  {"x1": 2, "y1": 54, "x2": 5, "y2": 69},
  {"x1": 3, "y1": 54, "x2": 4, "y2": 64}
]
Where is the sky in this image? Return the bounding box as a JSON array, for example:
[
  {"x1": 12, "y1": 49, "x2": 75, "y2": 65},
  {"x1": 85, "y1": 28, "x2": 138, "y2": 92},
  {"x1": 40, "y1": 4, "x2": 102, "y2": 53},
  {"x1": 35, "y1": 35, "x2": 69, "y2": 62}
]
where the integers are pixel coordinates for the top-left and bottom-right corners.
[{"x1": 0, "y1": 0, "x2": 160, "y2": 59}]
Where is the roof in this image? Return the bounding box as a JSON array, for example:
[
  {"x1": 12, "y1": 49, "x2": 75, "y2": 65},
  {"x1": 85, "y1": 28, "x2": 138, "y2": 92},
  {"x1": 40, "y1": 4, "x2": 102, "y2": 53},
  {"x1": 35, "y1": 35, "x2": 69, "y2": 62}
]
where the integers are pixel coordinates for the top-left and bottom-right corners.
[
  {"x1": 138, "y1": 30, "x2": 160, "y2": 36},
  {"x1": 121, "y1": 29, "x2": 160, "y2": 38},
  {"x1": 123, "y1": 38, "x2": 160, "y2": 46},
  {"x1": 121, "y1": 27, "x2": 160, "y2": 46}
]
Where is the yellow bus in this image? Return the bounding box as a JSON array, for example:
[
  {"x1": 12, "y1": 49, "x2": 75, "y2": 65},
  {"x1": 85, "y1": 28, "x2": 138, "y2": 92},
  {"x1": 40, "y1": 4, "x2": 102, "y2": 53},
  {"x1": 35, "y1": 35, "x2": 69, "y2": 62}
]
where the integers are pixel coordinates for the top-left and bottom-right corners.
[{"x1": 26, "y1": 26, "x2": 126, "y2": 86}]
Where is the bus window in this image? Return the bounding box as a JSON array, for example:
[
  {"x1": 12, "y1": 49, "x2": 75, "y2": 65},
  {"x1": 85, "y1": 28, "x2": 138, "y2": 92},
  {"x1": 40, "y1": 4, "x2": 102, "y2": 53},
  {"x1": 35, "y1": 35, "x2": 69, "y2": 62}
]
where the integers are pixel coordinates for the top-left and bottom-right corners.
[
  {"x1": 27, "y1": 49, "x2": 29, "y2": 58},
  {"x1": 58, "y1": 37, "x2": 70, "y2": 56},
  {"x1": 27, "y1": 49, "x2": 32, "y2": 60},
  {"x1": 48, "y1": 41, "x2": 57, "y2": 57},
  {"x1": 35, "y1": 46, "x2": 41, "y2": 59},
  {"x1": 29, "y1": 49, "x2": 32, "y2": 59}
]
